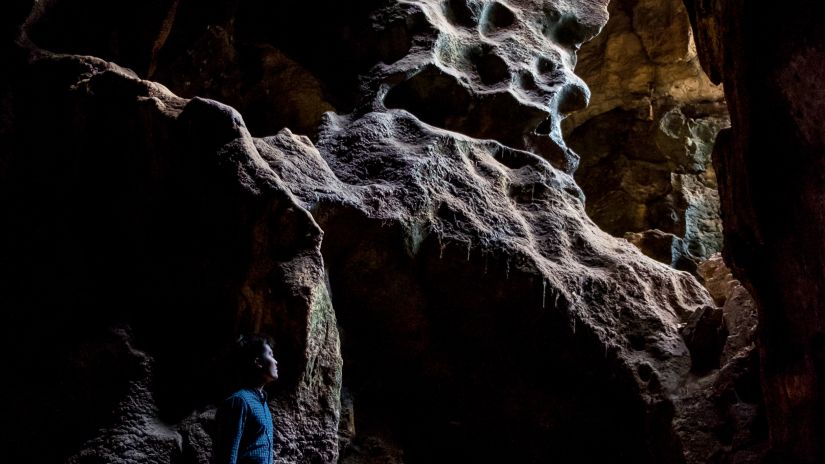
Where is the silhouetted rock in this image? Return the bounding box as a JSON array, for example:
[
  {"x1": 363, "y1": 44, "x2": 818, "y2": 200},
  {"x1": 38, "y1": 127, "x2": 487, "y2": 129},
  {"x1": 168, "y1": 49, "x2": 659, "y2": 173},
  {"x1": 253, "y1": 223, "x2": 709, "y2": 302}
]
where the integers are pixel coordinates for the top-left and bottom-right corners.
[{"x1": 685, "y1": 1, "x2": 825, "y2": 461}]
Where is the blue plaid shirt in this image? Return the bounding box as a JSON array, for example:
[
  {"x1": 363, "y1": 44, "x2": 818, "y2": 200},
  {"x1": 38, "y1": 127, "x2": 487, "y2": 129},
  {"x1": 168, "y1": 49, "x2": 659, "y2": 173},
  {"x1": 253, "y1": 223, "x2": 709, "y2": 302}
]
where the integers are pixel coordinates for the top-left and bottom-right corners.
[{"x1": 214, "y1": 388, "x2": 275, "y2": 464}]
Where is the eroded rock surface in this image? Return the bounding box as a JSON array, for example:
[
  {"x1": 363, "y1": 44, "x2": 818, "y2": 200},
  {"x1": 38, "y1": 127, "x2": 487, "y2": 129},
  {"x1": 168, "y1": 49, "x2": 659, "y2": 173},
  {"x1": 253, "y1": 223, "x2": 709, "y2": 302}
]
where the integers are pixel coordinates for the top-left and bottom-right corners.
[
  {"x1": 672, "y1": 254, "x2": 765, "y2": 464},
  {"x1": 566, "y1": 0, "x2": 728, "y2": 272},
  {"x1": 265, "y1": 108, "x2": 711, "y2": 462},
  {"x1": 0, "y1": 0, "x2": 751, "y2": 463}
]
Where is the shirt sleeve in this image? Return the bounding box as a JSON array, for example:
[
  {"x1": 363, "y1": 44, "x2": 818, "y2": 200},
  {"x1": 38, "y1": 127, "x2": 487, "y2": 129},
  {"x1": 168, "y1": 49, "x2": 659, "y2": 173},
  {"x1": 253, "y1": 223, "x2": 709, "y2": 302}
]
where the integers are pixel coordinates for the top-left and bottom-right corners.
[{"x1": 214, "y1": 396, "x2": 247, "y2": 464}]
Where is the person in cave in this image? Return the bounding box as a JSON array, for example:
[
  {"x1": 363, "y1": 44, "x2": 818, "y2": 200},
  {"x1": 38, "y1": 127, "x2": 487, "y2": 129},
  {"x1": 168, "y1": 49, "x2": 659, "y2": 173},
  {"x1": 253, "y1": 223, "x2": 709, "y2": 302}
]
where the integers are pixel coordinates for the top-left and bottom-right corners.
[{"x1": 213, "y1": 334, "x2": 280, "y2": 464}]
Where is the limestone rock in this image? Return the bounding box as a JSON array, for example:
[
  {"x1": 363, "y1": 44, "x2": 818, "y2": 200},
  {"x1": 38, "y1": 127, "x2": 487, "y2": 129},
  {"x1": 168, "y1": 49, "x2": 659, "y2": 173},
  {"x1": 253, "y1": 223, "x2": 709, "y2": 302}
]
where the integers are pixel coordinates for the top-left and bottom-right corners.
[
  {"x1": 625, "y1": 229, "x2": 695, "y2": 272},
  {"x1": 567, "y1": 0, "x2": 723, "y2": 131},
  {"x1": 565, "y1": 0, "x2": 728, "y2": 271},
  {"x1": 697, "y1": 253, "x2": 737, "y2": 306},
  {"x1": 264, "y1": 105, "x2": 709, "y2": 462},
  {"x1": 64, "y1": 328, "x2": 184, "y2": 464},
  {"x1": 379, "y1": 0, "x2": 609, "y2": 174}
]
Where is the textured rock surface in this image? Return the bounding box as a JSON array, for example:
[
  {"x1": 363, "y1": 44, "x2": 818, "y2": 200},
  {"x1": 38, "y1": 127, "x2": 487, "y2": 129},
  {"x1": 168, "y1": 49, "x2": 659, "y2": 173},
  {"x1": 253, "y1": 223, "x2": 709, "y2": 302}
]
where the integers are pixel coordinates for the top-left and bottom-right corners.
[
  {"x1": 380, "y1": 0, "x2": 608, "y2": 174},
  {"x1": 266, "y1": 108, "x2": 707, "y2": 462},
  {"x1": 685, "y1": 2, "x2": 825, "y2": 461},
  {"x1": 697, "y1": 255, "x2": 757, "y2": 367},
  {"x1": 0, "y1": 0, "x2": 759, "y2": 463},
  {"x1": 0, "y1": 52, "x2": 341, "y2": 463},
  {"x1": 673, "y1": 254, "x2": 765, "y2": 464},
  {"x1": 565, "y1": 0, "x2": 728, "y2": 272}
]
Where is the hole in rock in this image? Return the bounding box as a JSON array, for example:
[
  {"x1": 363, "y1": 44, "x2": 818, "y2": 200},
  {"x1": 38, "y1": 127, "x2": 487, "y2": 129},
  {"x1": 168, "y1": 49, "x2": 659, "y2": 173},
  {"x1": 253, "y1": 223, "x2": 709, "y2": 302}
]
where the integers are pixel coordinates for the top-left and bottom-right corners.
[
  {"x1": 384, "y1": 64, "x2": 547, "y2": 153},
  {"x1": 553, "y1": 16, "x2": 590, "y2": 50},
  {"x1": 536, "y1": 56, "x2": 560, "y2": 76},
  {"x1": 443, "y1": 0, "x2": 476, "y2": 28},
  {"x1": 637, "y1": 362, "x2": 654, "y2": 382},
  {"x1": 479, "y1": 1, "x2": 516, "y2": 36},
  {"x1": 470, "y1": 47, "x2": 510, "y2": 86},
  {"x1": 534, "y1": 117, "x2": 553, "y2": 135},
  {"x1": 516, "y1": 69, "x2": 539, "y2": 91}
]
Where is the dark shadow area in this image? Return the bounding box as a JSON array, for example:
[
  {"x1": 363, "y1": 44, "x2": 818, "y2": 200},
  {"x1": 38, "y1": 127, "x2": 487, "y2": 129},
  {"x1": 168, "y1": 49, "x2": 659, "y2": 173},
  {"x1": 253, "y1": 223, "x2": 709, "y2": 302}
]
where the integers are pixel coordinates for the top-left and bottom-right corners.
[
  {"x1": 0, "y1": 53, "x2": 315, "y2": 461},
  {"x1": 384, "y1": 64, "x2": 548, "y2": 152},
  {"x1": 22, "y1": 0, "x2": 428, "y2": 139},
  {"x1": 315, "y1": 205, "x2": 679, "y2": 463}
]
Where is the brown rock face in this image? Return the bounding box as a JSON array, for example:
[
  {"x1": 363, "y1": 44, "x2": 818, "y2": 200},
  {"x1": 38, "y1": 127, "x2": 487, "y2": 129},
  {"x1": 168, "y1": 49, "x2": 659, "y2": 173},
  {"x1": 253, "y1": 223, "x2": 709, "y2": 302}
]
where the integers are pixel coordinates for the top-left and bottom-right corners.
[
  {"x1": 685, "y1": 1, "x2": 825, "y2": 462},
  {"x1": 673, "y1": 255, "x2": 765, "y2": 463},
  {"x1": 0, "y1": 1, "x2": 757, "y2": 463},
  {"x1": 697, "y1": 255, "x2": 758, "y2": 366},
  {"x1": 566, "y1": 0, "x2": 729, "y2": 272}
]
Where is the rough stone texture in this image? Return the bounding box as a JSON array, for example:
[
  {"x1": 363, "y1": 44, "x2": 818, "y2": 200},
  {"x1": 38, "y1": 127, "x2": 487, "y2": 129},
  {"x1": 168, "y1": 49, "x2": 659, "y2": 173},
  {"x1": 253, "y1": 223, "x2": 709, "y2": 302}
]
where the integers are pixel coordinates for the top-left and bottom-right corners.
[
  {"x1": 63, "y1": 328, "x2": 184, "y2": 464},
  {"x1": 697, "y1": 254, "x2": 758, "y2": 365},
  {"x1": 380, "y1": 0, "x2": 609, "y2": 174},
  {"x1": 567, "y1": 0, "x2": 722, "y2": 129},
  {"x1": 564, "y1": 0, "x2": 729, "y2": 272},
  {"x1": 672, "y1": 254, "x2": 765, "y2": 464},
  {"x1": 0, "y1": 50, "x2": 341, "y2": 463},
  {"x1": 697, "y1": 253, "x2": 736, "y2": 307},
  {"x1": 685, "y1": 1, "x2": 825, "y2": 462},
  {"x1": 256, "y1": 104, "x2": 713, "y2": 462},
  {"x1": 0, "y1": 0, "x2": 760, "y2": 463}
]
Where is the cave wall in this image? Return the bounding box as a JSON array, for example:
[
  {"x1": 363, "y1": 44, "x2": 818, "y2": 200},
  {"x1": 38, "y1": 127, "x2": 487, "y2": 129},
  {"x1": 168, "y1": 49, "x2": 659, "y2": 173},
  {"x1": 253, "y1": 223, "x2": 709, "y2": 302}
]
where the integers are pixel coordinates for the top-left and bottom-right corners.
[
  {"x1": 0, "y1": 53, "x2": 341, "y2": 463},
  {"x1": 0, "y1": 0, "x2": 772, "y2": 463},
  {"x1": 684, "y1": 1, "x2": 825, "y2": 463},
  {"x1": 565, "y1": 0, "x2": 728, "y2": 272}
]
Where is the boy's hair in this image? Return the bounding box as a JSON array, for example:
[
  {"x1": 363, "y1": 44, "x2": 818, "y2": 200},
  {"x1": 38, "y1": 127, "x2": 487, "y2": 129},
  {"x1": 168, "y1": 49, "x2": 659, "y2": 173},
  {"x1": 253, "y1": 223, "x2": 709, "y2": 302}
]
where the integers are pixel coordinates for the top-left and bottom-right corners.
[{"x1": 229, "y1": 333, "x2": 274, "y2": 381}]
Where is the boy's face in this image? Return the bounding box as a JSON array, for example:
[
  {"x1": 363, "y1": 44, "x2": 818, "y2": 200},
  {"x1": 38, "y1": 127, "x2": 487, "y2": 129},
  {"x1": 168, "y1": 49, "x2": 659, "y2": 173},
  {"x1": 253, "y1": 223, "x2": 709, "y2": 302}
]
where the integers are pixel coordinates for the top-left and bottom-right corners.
[{"x1": 258, "y1": 343, "x2": 279, "y2": 382}]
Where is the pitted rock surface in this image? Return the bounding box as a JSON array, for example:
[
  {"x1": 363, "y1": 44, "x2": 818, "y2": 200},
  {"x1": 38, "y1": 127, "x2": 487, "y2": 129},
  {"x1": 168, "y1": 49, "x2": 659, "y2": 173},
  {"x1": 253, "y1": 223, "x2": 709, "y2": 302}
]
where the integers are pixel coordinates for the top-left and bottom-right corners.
[{"x1": 381, "y1": 0, "x2": 608, "y2": 174}]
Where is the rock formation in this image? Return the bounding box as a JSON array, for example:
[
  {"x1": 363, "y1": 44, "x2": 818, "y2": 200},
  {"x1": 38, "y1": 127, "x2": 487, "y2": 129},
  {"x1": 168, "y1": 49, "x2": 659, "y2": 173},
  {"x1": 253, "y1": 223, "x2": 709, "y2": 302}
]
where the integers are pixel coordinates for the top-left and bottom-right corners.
[
  {"x1": 674, "y1": 255, "x2": 765, "y2": 463},
  {"x1": 565, "y1": 0, "x2": 728, "y2": 273},
  {"x1": 0, "y1": 53, "x2": 342, "y2": 463},
  {"x1": 0, "y1": 0, "x2": 779, "y2": 463},
  {"x1": 685, "y1": 1, "x2": 825, "y2": 462}
]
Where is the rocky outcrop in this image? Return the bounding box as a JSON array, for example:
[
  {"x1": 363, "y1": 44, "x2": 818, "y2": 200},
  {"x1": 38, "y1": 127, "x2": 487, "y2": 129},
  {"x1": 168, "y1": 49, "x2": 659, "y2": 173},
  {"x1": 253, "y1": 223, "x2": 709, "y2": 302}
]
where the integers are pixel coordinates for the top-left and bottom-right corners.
[
  {"x1": 0, "y1": 53, "x2": 340, "y2": 463},
  {"x1": 267, "y1": 108, "x2": 708, "y2": 462},
  {"x1": 565, "y1": 0, "x2": 728, "y2": 272},
  {"x1": 0, "y1": 0, "x2": 758, "y2": 463},
  {"x1": 684, "y1": 1, "x2": 825, "y2": 462}
]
